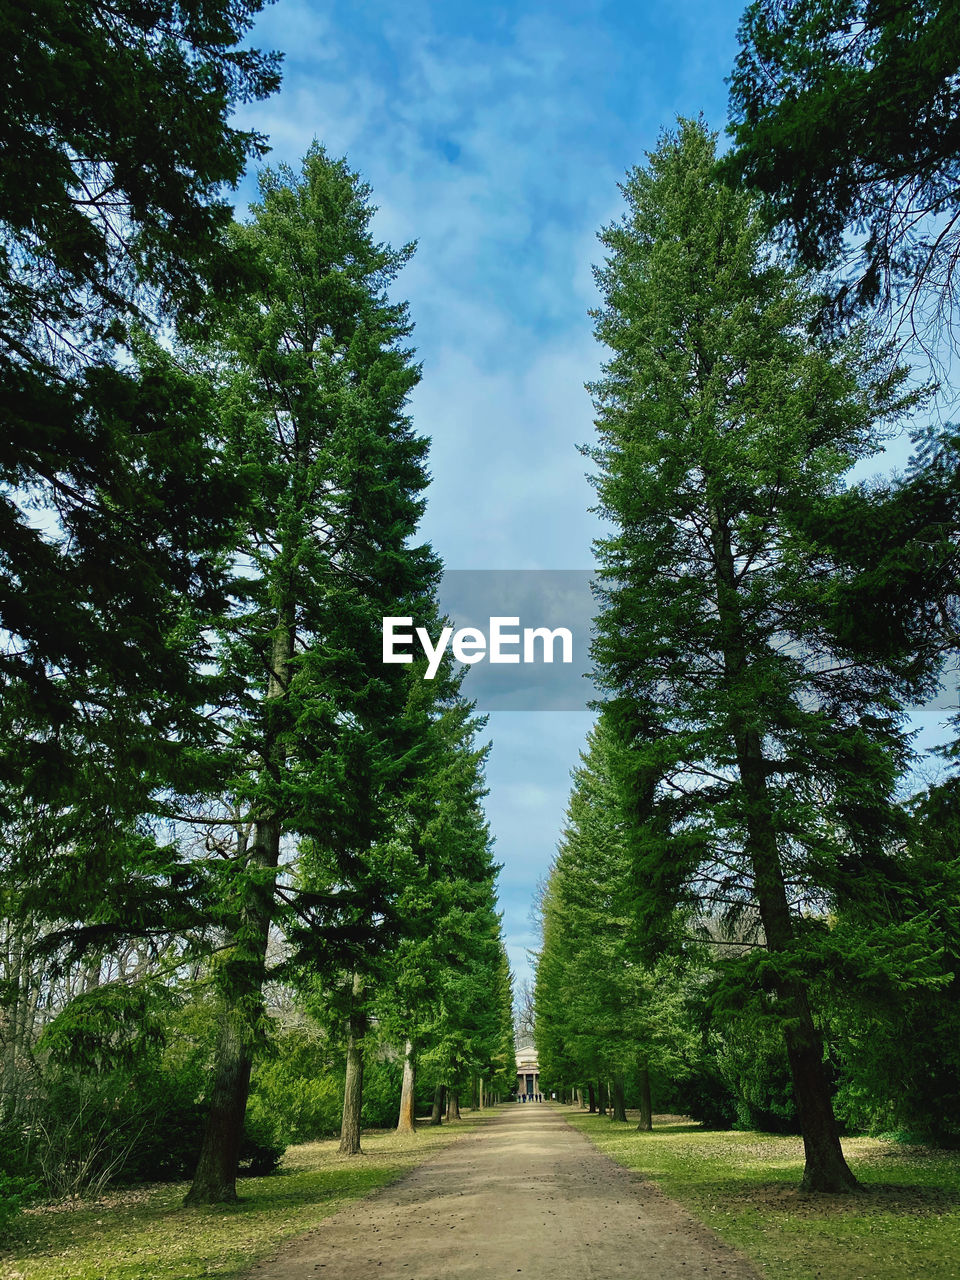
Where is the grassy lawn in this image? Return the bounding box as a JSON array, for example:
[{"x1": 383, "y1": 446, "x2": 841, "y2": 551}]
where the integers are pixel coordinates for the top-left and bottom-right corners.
[
  {"x1": 567, "y1": 1109, "x2": 960, "y2": 1280},
  {"x1": 0, "y1": 1110, "x2": 494, "y2": 1280}
]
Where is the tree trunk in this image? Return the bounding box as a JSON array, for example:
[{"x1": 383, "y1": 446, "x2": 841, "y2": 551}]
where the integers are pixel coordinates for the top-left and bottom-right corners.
[
  {"x1": 445, "y1": 1088, "x2": 460, "y2": 1121},
  {"x1": 430, "y1": 1084, "x2": 445, "y2": 1125},
  {"x1": 611, "y1": 1074, "x2": 627, "y2": 1122},
  {"x1": 588, "y1": 1082, "x2": 597, "y2": 1113},
  {"x1": 396, "y1": 1039, "x2": 416, "y2": 1134},
  {"x1": 736, "y1": 720, "x2": 856, "y2": 1191},
  {"x1": 710, "y1": 506, "x2": 857, "y2": 1193},
  {"x1": 597, "y1": 1080, "x2": 608, "y2": 1116},
  {"x1": 185, "y1": 821, "x2": 280, "y2": 1204},
  {"x1": 471, "y1": 1076, "x2": 479, "y2": 1109},
  {"x1": 185, "y1": 611, "x2": 292, "y2": 1205},
  {"x1": 339, "y1": 972, "x2": 366, "y2": 1155},
  {"x1": 636, "y1": 1062, "x2": 653, "y2": 1131},
  {"x1": 183, "y1": 1002, "x2": 254, "y2": 1204}
]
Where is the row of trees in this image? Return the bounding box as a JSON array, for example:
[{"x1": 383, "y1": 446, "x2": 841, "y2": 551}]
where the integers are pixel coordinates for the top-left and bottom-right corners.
[
  {"x1": 536, "y1": 708, "x2": 960, "y2": 1146},
  {"x1": 536, "y1": 90, "x2": 960, "y2": 1193},
  {"x1": 1, "y1": 1, "x2": 515, "y2": 1218}
]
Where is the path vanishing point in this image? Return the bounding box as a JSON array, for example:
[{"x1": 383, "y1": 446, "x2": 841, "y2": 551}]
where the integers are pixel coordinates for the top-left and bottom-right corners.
[{"x1": 246, "y1": 1105, "x2": 761, "y2": 1280}]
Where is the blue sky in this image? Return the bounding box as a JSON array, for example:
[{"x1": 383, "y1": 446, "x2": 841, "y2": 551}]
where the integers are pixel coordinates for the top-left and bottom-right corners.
[{"x1": 231, "y1": 0, "x2": 954, "y2": 993}]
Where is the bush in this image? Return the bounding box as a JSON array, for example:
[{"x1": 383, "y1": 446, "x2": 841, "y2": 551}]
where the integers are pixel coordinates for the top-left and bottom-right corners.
[
  {"x1": 0, "y1": 1168, "x2": 37, "y2": 1235},
  {"x1": 361, "y1": 1054, "x2": 403, "y2": 1129},
  {"x1": 239, "y1": 1099, "x2": 287, "y2": 1176},
  {"x1": 716, "y1": 1017, "x2": 798, "y2": 1134},
  {"x1": 666, "y1": 1059, "x2": 738, "y2": 1129},
  {"x1": 247, "y1": 1027, "x2": 343, "y2": 1143}
]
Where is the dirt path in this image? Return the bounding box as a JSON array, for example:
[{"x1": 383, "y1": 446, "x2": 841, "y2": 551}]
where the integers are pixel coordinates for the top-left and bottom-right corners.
[{"x1": 245, "y1": 1105, "x2": 760, "y2": 1280}]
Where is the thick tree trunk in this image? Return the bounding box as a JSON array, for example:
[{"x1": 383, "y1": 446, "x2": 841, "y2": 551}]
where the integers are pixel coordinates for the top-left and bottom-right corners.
[
  {"x1": 710, "y1": 507, "x2": 857, "y2": 1193},
  {"x1": 471, "y1": 1076, "x2": 479, "y2": 1109},
  {"x1": 636, "y1": 1062, "x2": 653, "y2": 1131},
  {"x1": 737, "y1": 723, "x2": 856, "y2": 1190},
  {"x1": 445, "y1": 1088, "x2": 460, "y2": 1121},
  {"x1": 396, "y1": 1040, "x2": 416, "y2": 1134},
  {"x1": 611, "y1": 1074, "x2": 627, "y2": 1122},
  {"x1": 430, "y1": 1084, "x2": 445, "y2": 1125},
  {"x1": 597, "y1": 1080, "x2": 608, "y2": 1116},
  {"x1": 588, "y1": 1082, "x2": 597, "y2": 1113},
  {"x1": 183, "y1": 1003, "x2": 254, "y2": 1204},
  {"x1": 185, "y1": 820, "x2": 281, "y2": 1204},
  {"x1": 339, "y1": 972, "x2": 366, "y2": 1155},
  {"x1": 186, "y1": 613, "x2": 292, "y2": 1205}
]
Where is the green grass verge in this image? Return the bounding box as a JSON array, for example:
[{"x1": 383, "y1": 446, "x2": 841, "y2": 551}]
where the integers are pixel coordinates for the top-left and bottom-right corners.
[
  {"x1": 566, "y1": 1110, "x2": 960, "y2": 1280},
  {"x1": 0, "y1": 1110, "x2": 495, "y2": 1280}
]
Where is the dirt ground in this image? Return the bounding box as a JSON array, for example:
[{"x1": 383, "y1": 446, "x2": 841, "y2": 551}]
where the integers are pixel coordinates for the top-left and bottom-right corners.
[{"x1": 244, "y1": 1104, "x2": 761, "y2": 1280}]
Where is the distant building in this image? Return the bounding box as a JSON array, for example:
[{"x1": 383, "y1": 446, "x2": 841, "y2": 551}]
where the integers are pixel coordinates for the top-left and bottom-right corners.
[{"x1": 515, "y1": 1044, "x2": 540, "y2": 1098}]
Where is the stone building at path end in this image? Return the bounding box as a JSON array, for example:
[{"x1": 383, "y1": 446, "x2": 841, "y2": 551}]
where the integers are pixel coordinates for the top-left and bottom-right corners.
[{"x1": 515, "y1": 1044, "x2": 541, "y2": 1099}]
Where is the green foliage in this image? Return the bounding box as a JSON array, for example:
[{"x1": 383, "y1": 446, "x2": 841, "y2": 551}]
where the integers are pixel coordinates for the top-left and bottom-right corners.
[
  {"x1": 361, "y1": 1055, "x2": 404, "y2": 1129},
  {"x1": 25, "y1": 1067, "x2": 202, "y2": 1194},
  {"x1": 368, "y1": 689, "x2": 513, "y2": 1111},
  {"x1": 665, "y1": 1051, "x2": 737, "y2": 1131},
  {"x1": 247, "y1": 1027, "x2": 343, "y2": 1144},
  {"x1": 823, "y1": 778, "x2": 960, "y2": 1146},
  {"x1": 0, "y1": 4, "x2": 514, "y2": 1212},
  {"x1": 718, "y1": 1015, "x2": 797, "y2": 1134},
  {"x1": 727, "y1": 0, "x2": 960, "y2": 337},
  {"x1": 0, "y1": 1168, "x2": 37, "y2": 1235},
  {"x1": 1, "y1": 0, "x2": 280, "y2": 865},
  {"x1": 580, "y1": 118, "x2": 925, "y2": 1188},
  {"x1": 534, "y1": 712, "x2": 697, "y2": 1105},
  {"x1": 238, "y1": 1105, "x2": 287, "y2": 1177}
]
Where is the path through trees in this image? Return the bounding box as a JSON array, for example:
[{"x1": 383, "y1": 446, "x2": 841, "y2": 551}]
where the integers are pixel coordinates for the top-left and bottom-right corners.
[{"x1": 244, "y1": 1106, "x2": 759, "y2": 1280}]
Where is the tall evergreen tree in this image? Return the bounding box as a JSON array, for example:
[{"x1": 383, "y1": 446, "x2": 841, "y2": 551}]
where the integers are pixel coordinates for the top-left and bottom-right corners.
[
  {"x1": 534, "y1": 714, "x2": 693, "y2": 1127},
  {"x1": 586, "y1": 120, "x2": 916, "y2": 1191},
  {"x1": 183, "y1": 144, "x2": 440, "y2": 1203},
  {"x1": 372, "y1": 694, "x2": 502, "y2": 1134},
  {"x1": 0, "y1": 1, "x2": 281, "y2": 963},
  {"x1": 727, "y1": 2, "x2": 960, "y2": 734}
]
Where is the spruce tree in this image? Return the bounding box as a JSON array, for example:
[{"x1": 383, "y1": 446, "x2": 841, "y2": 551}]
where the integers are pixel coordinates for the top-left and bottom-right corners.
[
  {"x1": 1, "y1": 0, "x2": 280, "y2": 802},
  {"x1": 183, "y1": 144, "x2": 439, "y2": 1203},
  {"x1": 373, "y1": 693, "x2": 500, "y2": 1133},
  {"x1": 586, "y1": 120, "x2": 915, "y2": 1191},
  {"x1": 533, "y1": 714, "x2": 693, "y2": 1126}
]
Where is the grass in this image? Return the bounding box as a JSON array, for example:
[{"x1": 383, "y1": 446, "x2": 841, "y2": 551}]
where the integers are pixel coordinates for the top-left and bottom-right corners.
[
  {"x1": 567, "y1": 1109, "x2": 960, "y2": 1280},
  {"x1": 0, "y1": 1110, "x2": 495, "y2": 1280}
]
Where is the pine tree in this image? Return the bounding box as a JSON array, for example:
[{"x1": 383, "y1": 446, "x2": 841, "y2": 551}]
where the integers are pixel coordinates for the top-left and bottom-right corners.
[
  {"x1": 533, "y1": 714, "x2": 693, "y2": 1126},
  {"x1": 183, "y1": 144, "x2": 439, "y2": 1203},
  {"x1": 726, "y1": 0, "x2": 960, "y2": 346},
  {"x1": 586, "y1": 120, "x2": 916, "y2": 1191},
  {"x1": 373, "y1": 693, "x2": 501, "y2": 1133},
  {"x1": 1, "y1": 0, "x2": 280, "y2": 815}
]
